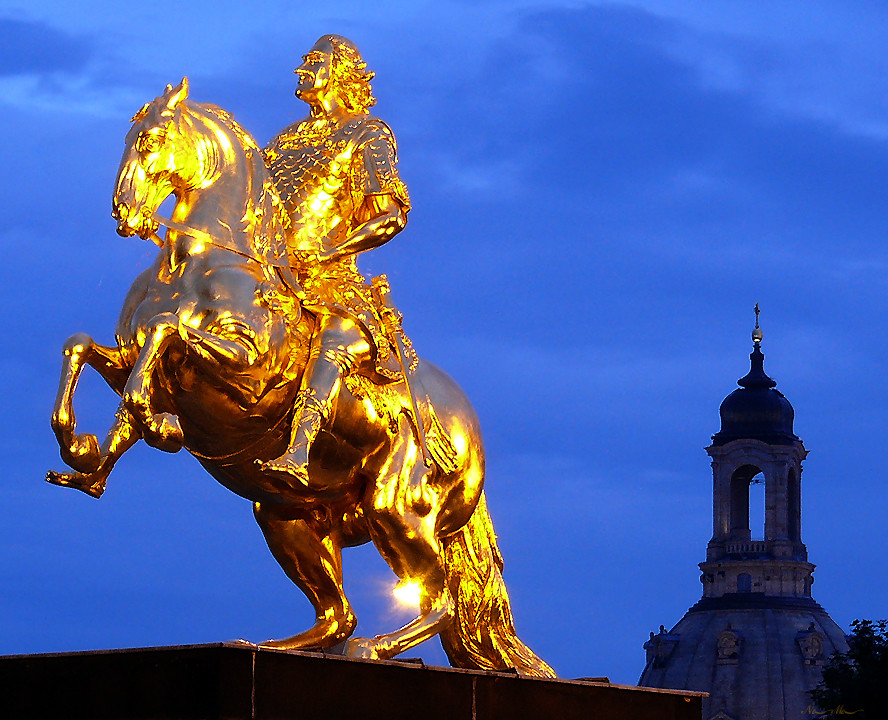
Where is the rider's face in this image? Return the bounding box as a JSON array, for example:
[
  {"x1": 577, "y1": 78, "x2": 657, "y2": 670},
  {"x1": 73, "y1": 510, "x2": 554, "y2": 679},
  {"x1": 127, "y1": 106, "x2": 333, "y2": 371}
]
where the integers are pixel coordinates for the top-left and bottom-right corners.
[{"x1": 295, "y1": 40, "x2": 334, "y2": 103}]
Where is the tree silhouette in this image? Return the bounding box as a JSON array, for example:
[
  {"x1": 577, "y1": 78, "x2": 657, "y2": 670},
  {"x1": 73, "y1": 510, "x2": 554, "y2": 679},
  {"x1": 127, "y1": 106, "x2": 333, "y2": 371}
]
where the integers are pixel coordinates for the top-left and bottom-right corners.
[{"x1": 811, "y1": 619, "x2": 888, "y2": 718}]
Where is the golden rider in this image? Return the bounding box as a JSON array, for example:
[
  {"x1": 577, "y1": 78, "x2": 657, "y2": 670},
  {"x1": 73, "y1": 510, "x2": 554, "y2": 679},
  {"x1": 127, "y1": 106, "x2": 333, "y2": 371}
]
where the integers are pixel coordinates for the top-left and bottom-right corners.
[{"x1": 261, "y1": 35, "x2": 412, "y2": 484}]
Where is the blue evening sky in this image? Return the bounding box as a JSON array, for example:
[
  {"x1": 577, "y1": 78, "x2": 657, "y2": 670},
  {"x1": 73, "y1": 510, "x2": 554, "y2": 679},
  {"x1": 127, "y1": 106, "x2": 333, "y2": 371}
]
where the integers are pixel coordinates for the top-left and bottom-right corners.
[{"x1": 2, "y1": 1, "x2": 886, "y2": 684}]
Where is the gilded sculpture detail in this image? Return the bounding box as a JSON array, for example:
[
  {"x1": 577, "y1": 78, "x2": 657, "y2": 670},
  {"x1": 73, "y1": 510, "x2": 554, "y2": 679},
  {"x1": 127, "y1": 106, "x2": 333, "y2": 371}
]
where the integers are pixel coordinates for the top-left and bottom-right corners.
[{"x1": 47, "y1": 35, "x2": 554, "y2": 677}]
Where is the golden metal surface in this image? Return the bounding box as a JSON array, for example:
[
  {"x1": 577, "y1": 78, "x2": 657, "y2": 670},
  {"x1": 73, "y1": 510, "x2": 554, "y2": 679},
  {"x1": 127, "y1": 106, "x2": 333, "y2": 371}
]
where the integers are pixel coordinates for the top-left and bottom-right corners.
[{"x1": 47, "y1": 36, "x2": 554, "y2": 678}]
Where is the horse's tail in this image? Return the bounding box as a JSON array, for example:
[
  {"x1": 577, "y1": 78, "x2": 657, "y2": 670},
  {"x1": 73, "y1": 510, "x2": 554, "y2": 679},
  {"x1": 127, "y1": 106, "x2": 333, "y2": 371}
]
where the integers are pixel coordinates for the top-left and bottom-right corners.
[{"x1": 439, "y1": 492, "x2": 556, "y2": 678}]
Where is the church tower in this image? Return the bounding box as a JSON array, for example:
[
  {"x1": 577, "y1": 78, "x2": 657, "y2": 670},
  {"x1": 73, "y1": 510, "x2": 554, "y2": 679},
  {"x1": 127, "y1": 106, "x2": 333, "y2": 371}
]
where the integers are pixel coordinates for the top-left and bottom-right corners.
[{"x1": 639, "y1": 309, "x2": 848, "y2": 720}]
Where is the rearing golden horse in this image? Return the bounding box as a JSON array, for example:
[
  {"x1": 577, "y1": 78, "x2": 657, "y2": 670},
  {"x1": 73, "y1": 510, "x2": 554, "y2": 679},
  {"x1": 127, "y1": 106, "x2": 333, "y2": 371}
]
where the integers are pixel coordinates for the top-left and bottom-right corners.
[{"x1": 47, "y1": 79, "x2": 554, "y2": 677}]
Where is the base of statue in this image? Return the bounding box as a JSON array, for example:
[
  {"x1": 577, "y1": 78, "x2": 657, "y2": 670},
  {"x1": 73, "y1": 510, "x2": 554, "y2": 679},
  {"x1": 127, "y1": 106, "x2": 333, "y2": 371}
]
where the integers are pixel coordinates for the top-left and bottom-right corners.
[{"x1": 0, "y1": 643, "x2": 703, "y2": 719}]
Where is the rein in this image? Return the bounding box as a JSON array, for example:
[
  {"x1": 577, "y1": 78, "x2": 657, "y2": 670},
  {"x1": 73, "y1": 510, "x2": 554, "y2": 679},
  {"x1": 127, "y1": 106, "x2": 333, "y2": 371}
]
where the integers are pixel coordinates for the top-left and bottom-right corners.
[
  {"x1": 150, "y1": 212, "x2": 304, "y2": 296},
  {"x1": 186, "y1": 406, "x2": 292, "y2": 463},
  {"x1": 151, "y1": 212, "x2": 289, "y2": 268}
]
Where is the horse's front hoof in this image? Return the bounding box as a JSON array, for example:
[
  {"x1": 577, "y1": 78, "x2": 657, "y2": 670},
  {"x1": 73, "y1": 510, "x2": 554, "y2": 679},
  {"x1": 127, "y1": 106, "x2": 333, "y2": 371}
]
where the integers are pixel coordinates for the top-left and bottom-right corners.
[
  {"x1": 344, "y1": 637, "x2": 380, "y2": 660},
  {"x1": 145, "y1": 413, "x2": 184, "y2": 453},
  {"x1": 46, "y1": 470, "x2": 105, "y2": 499}
]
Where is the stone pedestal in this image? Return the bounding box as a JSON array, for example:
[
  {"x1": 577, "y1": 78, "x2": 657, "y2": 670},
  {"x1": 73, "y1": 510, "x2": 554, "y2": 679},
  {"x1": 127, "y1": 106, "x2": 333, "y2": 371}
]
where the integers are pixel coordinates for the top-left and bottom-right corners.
[{"x1": 1, "y1": 643, "x2": 703, "y2": 719}]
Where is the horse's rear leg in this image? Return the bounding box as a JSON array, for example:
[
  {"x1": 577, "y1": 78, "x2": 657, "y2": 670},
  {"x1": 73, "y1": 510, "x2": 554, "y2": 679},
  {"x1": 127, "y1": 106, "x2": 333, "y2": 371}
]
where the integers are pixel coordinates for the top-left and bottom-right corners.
[
  {"x1": 347, "y1": 416, "x2": 453, "y2": 660},
  {"x1": 253, "y1": 502, "x2": 357, "y2": 650},
  {"x1": 47, "y1": 402, "x2": 140, "y2": 498},
  {"x1": 52, "y1": 333, "x2": 130, "y2": 473}
]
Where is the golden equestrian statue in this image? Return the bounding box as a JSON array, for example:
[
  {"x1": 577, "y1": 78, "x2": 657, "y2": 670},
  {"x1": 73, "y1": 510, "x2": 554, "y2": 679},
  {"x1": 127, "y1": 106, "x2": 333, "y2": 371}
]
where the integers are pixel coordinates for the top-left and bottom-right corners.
[{"x1": 47, "y1": 34, "x2": 554, "y2": 677}]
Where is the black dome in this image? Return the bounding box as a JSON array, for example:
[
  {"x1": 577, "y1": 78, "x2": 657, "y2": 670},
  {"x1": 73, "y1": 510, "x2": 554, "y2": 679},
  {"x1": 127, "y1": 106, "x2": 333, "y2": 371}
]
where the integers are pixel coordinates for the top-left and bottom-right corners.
[{"x1": 711, "y1": 343, "x2": 798, "y2": 446}]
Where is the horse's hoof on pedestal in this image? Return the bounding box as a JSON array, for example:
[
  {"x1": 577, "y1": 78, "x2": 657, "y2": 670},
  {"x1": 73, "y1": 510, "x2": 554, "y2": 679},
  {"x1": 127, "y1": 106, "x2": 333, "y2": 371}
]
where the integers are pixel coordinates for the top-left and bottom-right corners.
[
  {"x1": 256, "y1": 636, "x2": 321, "y2": 651},
  {"x1": 344, "y1": 637, "x2": 380, "y2": 660}
]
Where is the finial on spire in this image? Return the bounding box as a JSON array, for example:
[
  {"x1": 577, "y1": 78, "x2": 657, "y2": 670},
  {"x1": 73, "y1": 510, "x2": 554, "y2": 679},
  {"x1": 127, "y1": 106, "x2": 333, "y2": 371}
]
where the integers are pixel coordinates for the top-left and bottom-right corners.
[
  {"x1": 752, "y1": 303, "x2": 763, "y2": 344},
  {"x1": 738, "y1": 303, "x2": 775, "y2": 389}
]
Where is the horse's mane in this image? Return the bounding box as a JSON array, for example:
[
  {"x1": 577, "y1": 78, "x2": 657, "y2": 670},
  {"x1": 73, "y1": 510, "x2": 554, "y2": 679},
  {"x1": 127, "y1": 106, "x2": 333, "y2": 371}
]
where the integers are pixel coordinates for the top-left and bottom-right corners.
[
  {"x1": 193, "y1": 102, "x2": 261, "y2": 154},
  {"x1": 177, "y1": 100, "x2": 290, "y2": 269}
]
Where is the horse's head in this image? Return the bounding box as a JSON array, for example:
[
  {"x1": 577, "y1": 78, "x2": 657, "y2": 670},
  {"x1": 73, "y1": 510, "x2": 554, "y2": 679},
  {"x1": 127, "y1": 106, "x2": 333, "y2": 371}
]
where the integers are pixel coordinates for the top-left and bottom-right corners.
[{"x1": 113, "y1": 77, "x2": 222, "y2": 239}]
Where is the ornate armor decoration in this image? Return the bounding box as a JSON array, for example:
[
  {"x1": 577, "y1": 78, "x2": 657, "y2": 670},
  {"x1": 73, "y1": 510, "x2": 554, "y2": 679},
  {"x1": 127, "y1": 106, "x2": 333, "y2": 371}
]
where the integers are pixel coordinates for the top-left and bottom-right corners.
[{"x1": 265, "y1": 115, "x2": 411, "y2": 378}]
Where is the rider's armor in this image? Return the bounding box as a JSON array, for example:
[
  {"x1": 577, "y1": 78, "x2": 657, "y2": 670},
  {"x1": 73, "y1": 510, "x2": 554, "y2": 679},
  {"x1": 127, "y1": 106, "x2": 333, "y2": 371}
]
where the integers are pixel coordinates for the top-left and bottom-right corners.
[{"x1": 264, "y1": 115, "x2": 412, "y2": 380}]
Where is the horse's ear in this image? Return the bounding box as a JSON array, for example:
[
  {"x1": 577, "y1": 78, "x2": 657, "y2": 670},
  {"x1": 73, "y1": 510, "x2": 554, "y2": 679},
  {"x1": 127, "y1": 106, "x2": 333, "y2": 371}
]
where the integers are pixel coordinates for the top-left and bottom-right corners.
[
  {"x1": 130, "y1": 101, "x2": 151, "y2": 123},
  {"x1": 165, "y1": 77, "x2": 189, "y2": 112}
]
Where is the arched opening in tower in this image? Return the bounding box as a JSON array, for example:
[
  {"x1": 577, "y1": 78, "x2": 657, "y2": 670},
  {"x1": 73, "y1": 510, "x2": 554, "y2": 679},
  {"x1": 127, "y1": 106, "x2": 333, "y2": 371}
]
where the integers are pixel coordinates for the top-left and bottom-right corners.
[
  {"x1": 787, "y1": 467, "x2": 800, "y2": 542},
  {"x1": 749, "y1": 472, "x2": 765, "y2": 540},
  {"x1": 729, "y1": 464, "x2": 765, "y2": 541}
]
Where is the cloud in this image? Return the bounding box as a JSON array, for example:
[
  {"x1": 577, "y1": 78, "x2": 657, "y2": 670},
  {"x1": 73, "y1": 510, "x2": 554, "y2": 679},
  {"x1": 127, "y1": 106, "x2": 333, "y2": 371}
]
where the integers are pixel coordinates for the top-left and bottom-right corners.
[
  {"x1": 0, "y1": 16, "x2": 150, "y2": 118},
  {"x1": 398, "y1": 3, "x2": 888, "y2": 246},
  {"x1": 382, "y1": 4, "x2": 888, "y2": 366},
  {"x1": 0, "y1": 73, "x2": 151, "y2": 119},
  {"x1": 632, "y1": 0, "x2": 888, "y2": 139},
  {"x1": 0, "y1": 19, "x2": 91, "y2": 76}
]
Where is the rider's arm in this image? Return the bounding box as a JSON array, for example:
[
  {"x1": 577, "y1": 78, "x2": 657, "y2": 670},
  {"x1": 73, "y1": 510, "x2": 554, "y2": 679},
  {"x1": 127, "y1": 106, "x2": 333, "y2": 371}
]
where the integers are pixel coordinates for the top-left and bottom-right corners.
[
  {"x1": 318, "y1": 128, "x2": 409, "y2": 263},
  {"x1": 319, "y1": 194, "x2": 405, "y2": 261}
]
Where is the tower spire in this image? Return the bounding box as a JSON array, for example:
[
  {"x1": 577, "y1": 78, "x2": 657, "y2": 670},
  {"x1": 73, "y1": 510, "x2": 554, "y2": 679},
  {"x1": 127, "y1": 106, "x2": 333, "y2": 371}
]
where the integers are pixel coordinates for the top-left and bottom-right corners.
[
  {"x1": 640, "y1": 311, "x2": 850, "y2": 720},
  {"x1": 738, "y1": 304, "x2": 776, "y2": 390},
  {"x1": 752, "y1": 302, "x2": 762, "y2": 344}
]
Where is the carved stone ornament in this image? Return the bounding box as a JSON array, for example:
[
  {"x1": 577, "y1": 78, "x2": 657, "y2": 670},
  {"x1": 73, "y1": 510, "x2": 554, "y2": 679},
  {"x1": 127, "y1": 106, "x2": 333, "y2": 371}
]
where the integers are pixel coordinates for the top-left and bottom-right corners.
[
  {"x1": 644, "y1": 625, "x2": 680, "y2": 668},
  {"x1": 796, "y1": 623, "x2": 825, "y2": 665},
  {"x1": 716, "y1": 626, "x2": 740, "y2": 664}
]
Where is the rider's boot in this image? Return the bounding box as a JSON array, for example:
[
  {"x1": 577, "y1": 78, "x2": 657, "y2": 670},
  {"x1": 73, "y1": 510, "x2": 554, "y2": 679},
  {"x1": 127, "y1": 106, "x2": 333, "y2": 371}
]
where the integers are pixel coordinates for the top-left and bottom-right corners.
[
  {"x1": 261, "y1": 314, "x2": 369, "y2": 486},
  {"x1": 263, "y1": 388, "x2": 329, "y2": 486}
]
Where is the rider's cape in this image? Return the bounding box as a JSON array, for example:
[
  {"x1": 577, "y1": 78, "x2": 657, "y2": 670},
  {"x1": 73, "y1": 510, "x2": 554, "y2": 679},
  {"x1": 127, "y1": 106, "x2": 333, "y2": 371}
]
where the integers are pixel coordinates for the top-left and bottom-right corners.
[{"x1": 264, "y1": 115, "x2": 414, "y2": 381}]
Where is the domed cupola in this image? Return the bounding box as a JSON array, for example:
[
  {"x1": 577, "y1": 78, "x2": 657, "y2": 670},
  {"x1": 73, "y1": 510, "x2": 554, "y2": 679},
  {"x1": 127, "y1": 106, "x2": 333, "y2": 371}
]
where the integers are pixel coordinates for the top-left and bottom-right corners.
[
  {"x1": 639, "y1": 306, "x2": 850, "y2": 720},
  {"x1": 711, "y1": 305, "x2": 797, "y2": 447}
]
